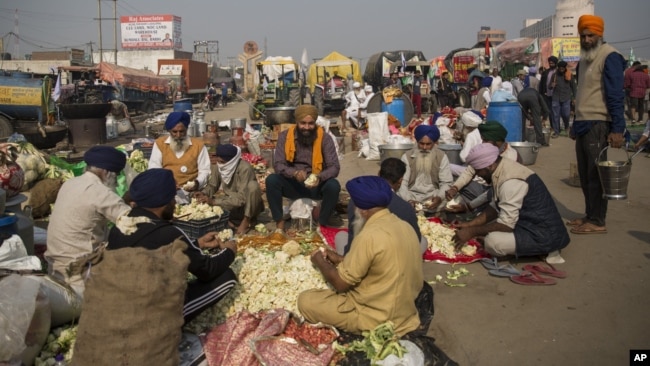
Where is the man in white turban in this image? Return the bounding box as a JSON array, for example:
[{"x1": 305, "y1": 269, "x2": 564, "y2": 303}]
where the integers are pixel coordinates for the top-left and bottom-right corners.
[{"x1": 340, "y1": 81, "x2": 366, "y2": 131}]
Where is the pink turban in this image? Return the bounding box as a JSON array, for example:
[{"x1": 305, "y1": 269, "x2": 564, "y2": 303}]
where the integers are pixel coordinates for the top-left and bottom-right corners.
[{"x1": 465, "y1": 143, "x2": 500, "y2": 170}]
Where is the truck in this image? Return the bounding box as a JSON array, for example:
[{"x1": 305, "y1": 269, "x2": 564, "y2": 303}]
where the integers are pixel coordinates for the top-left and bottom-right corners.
[
  {"x1": 157, "y1": 59, "x2": 208, "y2": 103},
  {"x1": 58, "y1": 62, "x2": 169, "y2": 115},
  {"x1": 363, "y1": 50, "x2": 437, "y2": 113}
]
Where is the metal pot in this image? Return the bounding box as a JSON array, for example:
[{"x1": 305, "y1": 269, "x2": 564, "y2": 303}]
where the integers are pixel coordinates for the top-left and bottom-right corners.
[
  {"x1": 230, "y1": 117, "x2": 247, "y2": 130},
  {"x1": 509, "y1": 142, "x2": 541, "y2": 166},
  {"x1": 264, "y1": 107, "x2": 296, "y2": 126},
  {"x1": 438, "y1": 144, "x2": 462, "y2": 165},
  {"x1": 378, "y1": 143, "x2": 414, "y2": 162}
]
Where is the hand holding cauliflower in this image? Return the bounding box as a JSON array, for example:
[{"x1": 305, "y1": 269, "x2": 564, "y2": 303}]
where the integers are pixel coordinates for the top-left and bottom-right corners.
[{"x1": 304, "y1": 173, "x2": 319, "y2": 188}]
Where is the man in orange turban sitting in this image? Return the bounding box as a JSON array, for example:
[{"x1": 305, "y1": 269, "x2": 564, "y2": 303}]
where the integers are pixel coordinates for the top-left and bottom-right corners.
[
  {"x1": 265, "y1": 105, "x2": 342, "y2": 231},
  {"x1": 566, "y1": 14, "x2": 626, "y2": 235}
]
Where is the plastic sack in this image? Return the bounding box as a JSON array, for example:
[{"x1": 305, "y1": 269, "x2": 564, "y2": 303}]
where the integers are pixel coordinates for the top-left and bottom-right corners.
[
  {"x1": 49, "y1": 156, "x2": 87, "y2": 177},
  {"x1": 375, "y1": 340, "x2": 424, "y2": 366},
  {"x1": 0, "y1": 234, "x2": 28, "y2": 263},
  {"x1": 365, "y1": 112, "x2": 390, "y2": 161},
  {"x1": 0, "y1": 274, "x2": 51, "y2": 365},
  {"x1": 289, "y1": 198, "x2": 316, "y2": 220}
]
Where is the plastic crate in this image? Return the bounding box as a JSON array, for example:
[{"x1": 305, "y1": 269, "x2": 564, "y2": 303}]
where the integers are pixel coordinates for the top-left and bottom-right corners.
[{"x1": 173, "y1": 211, "x2": 230, "y2": 241}]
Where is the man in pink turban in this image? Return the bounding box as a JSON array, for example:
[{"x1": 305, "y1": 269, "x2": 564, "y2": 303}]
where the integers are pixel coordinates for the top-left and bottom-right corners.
[
  {"x1": 452, "y1": 143, "x2": 570, "y2": 264},
  {"x1": 397, "y1": 125, "x2": 453, "y2": 211},
  {"x1": 568, "y1": 14, "x2": 625, "y2": 235}
]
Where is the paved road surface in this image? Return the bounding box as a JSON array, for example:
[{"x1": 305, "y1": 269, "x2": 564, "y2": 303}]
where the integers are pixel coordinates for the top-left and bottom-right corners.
[{"x1": 122, "y1": 99, "x2": 650, "y2": 365}]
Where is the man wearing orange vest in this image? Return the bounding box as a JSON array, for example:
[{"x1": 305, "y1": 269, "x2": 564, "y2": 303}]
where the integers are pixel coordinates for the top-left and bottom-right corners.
[
  {"x1": 148, "y1": 111, "x2": 211, "y2": 200},
  {"x1": 266, "y1": 105, "x2": 342, "y2": 232}
]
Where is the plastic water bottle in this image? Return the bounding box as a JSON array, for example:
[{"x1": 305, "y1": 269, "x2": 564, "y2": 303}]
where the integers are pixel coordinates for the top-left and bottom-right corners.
[{"x1": 54, "y1": 353, "x2": 67, "y2": 365}]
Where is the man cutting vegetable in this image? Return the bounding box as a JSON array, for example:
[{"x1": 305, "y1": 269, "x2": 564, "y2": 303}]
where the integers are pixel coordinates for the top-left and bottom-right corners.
[
  {"x1": 43, "y1": 146, "x2": 131, "y2": 326},
  {"x1": 298, "y1": 176, "x2": 423, "y2": 336},
  {"x1": 148, "y1": 111, "x2": 211, "y2": 202},
  {"x1": 107, "y1": 168, "x2": 237, "y2": 323}
]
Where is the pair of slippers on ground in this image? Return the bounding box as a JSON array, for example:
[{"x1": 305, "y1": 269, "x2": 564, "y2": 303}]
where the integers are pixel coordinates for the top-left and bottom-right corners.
[
  {"x1": 480, "y1": 258, "x2": 567, "y2": 286},
  {"x1": 566, "y1": 218, "x2": 607, "y2": 235}
]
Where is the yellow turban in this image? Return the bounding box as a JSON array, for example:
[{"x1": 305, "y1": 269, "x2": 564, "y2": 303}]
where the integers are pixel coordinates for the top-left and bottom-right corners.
[
  {"x1": 294, "y1": 105, "x2": 318, "y2": 122},
  {"x1": 578, "y1": 15, "x2": 604, "y2": 37}
]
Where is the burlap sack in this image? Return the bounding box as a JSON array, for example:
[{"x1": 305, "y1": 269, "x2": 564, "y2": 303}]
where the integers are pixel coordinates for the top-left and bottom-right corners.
[
  {"x1": 72, "y1": 238, "x2": 189, "y2": 366},
  {"x1": 28, "y1": 178, "x2": 63, "y2": 218}
]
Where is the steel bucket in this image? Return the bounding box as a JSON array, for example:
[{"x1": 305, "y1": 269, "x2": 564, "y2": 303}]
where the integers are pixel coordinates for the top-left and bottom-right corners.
[
  {"x1": 596, "y1": 146, "x2": 631, "y2": 200},
  {"x1": 230, "y1": 117, "x2": 247, "y2": 130},
  {"x1": 438, "y1": 144, "x2": 462, "y2": 165},
  {"x1": 378, "y1": 143, "x2": 414, "y2": 162},
  {"x1": 264, "y1": 107, "x2": 296, "y2": 126},
  {"x1": 509, "y1": 142, "x2": 541, "y2": 166}
]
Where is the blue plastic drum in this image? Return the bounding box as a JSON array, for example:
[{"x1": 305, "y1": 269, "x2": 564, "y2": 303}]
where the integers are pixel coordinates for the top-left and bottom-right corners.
[
  {"x1": 381, "y1": 98, "x2": 406, "y2": 126},
  {"x1": 173, "y1": 98, "x2": 193, "y2": 112},
  {"x1": 486, "y1": 102, "x2": 523, "y2": 142}
]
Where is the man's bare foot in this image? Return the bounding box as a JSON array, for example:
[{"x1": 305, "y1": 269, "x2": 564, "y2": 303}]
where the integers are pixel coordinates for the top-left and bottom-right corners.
[
  {"x1": 276, "y1": 220, "x2": 285, "y2": 232},
  {"x1": 236, "y1": 217, "x2": 251, "y2": 236}
]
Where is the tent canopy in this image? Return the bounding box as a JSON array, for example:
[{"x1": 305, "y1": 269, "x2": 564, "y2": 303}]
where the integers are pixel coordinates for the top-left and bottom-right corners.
[{"x1": 307, "y1": 51, "x2": 361, "y2": 93}]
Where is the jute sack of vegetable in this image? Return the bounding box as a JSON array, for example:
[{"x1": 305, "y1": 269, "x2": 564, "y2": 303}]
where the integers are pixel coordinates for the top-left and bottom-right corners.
[
  {"x1": 13, "y1": 142, "x2": 48, "y2": 191},
  {"x1": 72, "y1": 238, "x2": 189, "y2": 366},
  {"x1": 28, "y1": 178, "x2": 63, "y2": 218}
]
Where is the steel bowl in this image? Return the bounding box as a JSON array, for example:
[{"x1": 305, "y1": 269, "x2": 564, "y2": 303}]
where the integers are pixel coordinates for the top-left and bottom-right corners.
[{"x1": 264, "y1": 107, "x2": 296, "y2": 127}]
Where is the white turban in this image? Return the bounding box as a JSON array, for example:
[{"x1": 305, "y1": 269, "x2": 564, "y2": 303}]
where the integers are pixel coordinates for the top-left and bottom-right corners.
[
  {"x1": 461, "y1": 111, "x2": 483, "y2": 128},
  {"x1": 353, "y1": 81, "x2": 361, "y2": 88},
  {"x1": 364, "y1": 85, "x2": 373, "y2": 92},
  {"x1": 501, "y1": 81, "x2": 513, "y2": 95}
]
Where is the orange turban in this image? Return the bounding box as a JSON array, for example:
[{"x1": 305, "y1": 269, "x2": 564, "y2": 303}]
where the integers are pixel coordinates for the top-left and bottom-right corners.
[
  {"x1": 578, "y1": 15, "x2": 604, "y2": 36},
  {"x1": 294, "y1": 105, "x2": 318, "y2": 122}
]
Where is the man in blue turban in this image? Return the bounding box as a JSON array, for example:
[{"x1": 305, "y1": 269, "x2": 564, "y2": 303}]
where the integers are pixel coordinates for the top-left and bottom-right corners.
[
  {"x1": 44, "y1": 145, "x2": 132, "y2": 326},
  {"x1": 334, "y1": 158, "x2": 427, "y2": 256},
  {"x1": 148, "y1": 111, "x2": 211, "y2": 198},
  {"x1": 193, "y1": 144, "x2": 264, "y2": 235},
  {"x1": 396, "y1": 124, "x2": 452, "y2": 212},
  {"x1": 108, "y1": 168, "x2": 238, "y2": 324},
  {"x1": 298, "y1": 175, "x2": 424, "y2": 337}
]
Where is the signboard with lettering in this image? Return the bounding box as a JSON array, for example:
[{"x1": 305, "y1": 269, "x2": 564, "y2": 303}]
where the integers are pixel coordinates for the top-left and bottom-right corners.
[
  {"x1": 120, "y1": 14, "x2": 182, "y2": 50},
  {"x1": 159, "y1": 64, "x2": 183, "y2": 75},
  {"x1": 452, "y1": 56, "x2": 474, "y2": 83}
]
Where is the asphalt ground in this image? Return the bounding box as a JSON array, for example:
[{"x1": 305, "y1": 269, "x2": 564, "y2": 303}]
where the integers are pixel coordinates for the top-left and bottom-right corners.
[{"x1": 64, "y1": 99, "x2": 650, "y2": 365}]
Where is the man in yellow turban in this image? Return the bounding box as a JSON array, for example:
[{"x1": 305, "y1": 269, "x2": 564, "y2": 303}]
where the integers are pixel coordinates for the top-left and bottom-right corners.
[
  {"x1": 568, "y1": 14, "x2": 626, "y2": 235},
  {"x1": 266, "y1": 105, "x2": 342, "y2": 232}
]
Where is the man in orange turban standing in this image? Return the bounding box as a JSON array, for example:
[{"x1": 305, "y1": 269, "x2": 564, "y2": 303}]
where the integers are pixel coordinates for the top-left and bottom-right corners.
[{"x1": 567, "y1": 14, "x2": 626, "y2": 235}]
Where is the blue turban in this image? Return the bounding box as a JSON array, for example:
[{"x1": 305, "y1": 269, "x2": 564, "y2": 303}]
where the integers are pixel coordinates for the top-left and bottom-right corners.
[
  {"x1": 129, "y1": 168, "x2": 177, "y2": 208},
  {"x1": 165, "y1": 111, "x2": 191, "y2": 130},
  {"x1": 414, "y1": 125, "x2": 440, "y2": 142},
  {"x1": 346, "y1": 176, "x2": 392, "y2": 210},
  {"x1": 83, "y1": 146, "x2": 126, "y2": 173},
  {"x1": 482, "y1": 77, "x2": 493, "y2": 87},
  {"x1": 216, "y1": 144, "x2": 238, "y2": 161}
]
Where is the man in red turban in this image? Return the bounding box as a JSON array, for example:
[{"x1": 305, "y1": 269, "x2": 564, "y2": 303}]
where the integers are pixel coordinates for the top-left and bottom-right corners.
[{"x1": 568, "y1": 14, "x2": 626, "y2": 235}]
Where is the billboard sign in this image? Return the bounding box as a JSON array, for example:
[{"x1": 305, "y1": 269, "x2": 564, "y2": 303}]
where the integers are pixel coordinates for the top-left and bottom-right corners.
[{"x1": 120, "y1": 14, "x2": 182, "y2": 50}]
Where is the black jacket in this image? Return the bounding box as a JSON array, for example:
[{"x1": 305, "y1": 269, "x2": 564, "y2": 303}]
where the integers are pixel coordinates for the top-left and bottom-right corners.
[{"x1": 107, "y1": 208, "x2": 235, "y2": 282}]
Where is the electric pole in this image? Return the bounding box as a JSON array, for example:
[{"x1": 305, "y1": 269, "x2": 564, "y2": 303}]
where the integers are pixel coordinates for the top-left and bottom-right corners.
[{"x1": 95, "y1": 0, "x2": 118, "y2": 64}]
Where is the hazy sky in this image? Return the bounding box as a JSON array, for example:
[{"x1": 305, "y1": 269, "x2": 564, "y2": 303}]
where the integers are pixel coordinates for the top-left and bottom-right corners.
[{"x1": 1, "y1": 0, "x2": 649, "y2": 70}]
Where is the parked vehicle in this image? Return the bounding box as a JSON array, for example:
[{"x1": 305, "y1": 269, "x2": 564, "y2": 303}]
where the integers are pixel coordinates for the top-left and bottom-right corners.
[
  {"x1": 307, "y1": 51, "x2": 361, "y2": 116},
  {"x1": 249, "y1": 58, "x2": 303, "y2": 121},
  {"x1": 158, "y1": 59, "x2": 209, "y2": 103},
  {"x1": 363, "y1": 50, "x2": 437, "y2": 113},
  {"x1": 59, "y1": 62, "x2": 168, "y2": 115}
]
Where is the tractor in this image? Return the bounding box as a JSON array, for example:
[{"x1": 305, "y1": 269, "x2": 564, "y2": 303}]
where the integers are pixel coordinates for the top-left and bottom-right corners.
[{"x1": 248, "y1": 59, "x2": 303, "y2": 121}]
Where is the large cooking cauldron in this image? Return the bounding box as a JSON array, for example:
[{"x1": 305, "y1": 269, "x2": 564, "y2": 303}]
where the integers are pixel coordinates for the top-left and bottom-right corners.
[
  {"x1": 264, "y1": 107, "x2": 295, "y2": 127},
  {"x1": 14, "y1": 125, "x2": 69, "y2": 149}
]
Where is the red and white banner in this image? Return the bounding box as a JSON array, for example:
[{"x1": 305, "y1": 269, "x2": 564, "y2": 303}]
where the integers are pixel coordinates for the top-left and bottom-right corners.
[{"x1": 120, "y1": 14, "x2": 182, "y2": 50}]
